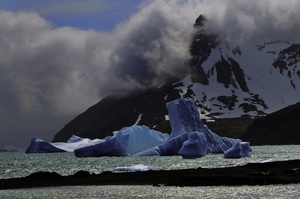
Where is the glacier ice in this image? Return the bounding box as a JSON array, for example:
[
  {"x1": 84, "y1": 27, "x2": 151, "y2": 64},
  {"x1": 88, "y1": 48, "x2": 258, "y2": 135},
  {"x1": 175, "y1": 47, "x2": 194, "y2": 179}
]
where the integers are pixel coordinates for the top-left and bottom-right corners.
[
  {"x1": 260, "y1": 158, "x2": 277, "y2": 163},
  {"x1": 113, "y1": 164, "x2": 154, "y2": 172},
  {"x1": 223, "y1": 142, "x2": 252, "y2": 158},
  {"x1": 74, "y1": 125, "x2": 169, "y2": 157},
  {"x1": 26, "y1": 126, "x2": 169, "y2": 155},
  {"x1": 135, "y1": 98, "x2": 241, "y2": 157},
  {"x1": 25, "y1": 135, "x2": 104, "y2": 153},
  {"x1": 26, "y1": 98, "x2": 251, "y2": 159},
  {"x1": 26, "y1": 137, "x2": 67, "y2": 153},
  {"x1": 178, "y1": 132, "x2": 208, "y2": 159},
  {"x1": 135, "y1": 133, "x2": 189, "y2": 156}
]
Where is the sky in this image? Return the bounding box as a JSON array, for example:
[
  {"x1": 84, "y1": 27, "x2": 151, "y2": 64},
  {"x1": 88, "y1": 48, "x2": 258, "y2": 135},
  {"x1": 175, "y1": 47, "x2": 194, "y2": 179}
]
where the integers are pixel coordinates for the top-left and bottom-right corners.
[
  {"x1": 1, "y1": 0, "x2": 300, "y2": 149},
  {"x1": 0, "y1": 0, "x2": 143, "y2": 30}
]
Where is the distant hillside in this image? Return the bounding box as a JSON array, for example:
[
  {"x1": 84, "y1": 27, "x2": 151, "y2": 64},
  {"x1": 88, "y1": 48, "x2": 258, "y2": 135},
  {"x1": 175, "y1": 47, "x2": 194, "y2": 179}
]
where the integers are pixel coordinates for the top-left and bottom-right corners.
[
  {"x1": 242, "y1": 102, "x2": 300, "y2": 145},
  {"x1": 0, "y1": 149, "x2": 8, "y2": 152},
  {"x1": 0, "y1": 148, "x2": 17, "y2": 153},
  {"x1": 53, "y1": 84, "x2": 181, "y2": 142}
]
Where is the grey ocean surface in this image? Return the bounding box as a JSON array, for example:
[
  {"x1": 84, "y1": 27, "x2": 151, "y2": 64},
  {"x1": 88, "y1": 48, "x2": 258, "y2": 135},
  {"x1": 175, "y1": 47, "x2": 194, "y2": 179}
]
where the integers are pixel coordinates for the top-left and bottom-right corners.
[{"x1": 1, "y1": 145, "x2": 300, "y2": 198}]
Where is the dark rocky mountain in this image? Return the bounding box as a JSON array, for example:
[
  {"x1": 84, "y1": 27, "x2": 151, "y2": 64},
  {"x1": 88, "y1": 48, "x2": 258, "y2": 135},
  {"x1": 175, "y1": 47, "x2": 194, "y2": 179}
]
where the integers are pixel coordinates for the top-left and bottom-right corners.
[
  {"x1": 242, "y1": 102, "x2": 300, "y2": 145},
  {"x1": 53, "y1": 15, "x2": 300, "y2": 144},
  {"x1": 53, "y1": 84, "x2": 182, "y2": 142}
]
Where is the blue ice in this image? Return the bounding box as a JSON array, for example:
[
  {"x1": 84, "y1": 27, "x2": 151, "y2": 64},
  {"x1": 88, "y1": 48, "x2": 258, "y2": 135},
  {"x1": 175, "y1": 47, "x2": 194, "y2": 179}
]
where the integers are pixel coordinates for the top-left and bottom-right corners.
[{"x1": 26, "y1": 98, "x2": 251, "y2": 159}]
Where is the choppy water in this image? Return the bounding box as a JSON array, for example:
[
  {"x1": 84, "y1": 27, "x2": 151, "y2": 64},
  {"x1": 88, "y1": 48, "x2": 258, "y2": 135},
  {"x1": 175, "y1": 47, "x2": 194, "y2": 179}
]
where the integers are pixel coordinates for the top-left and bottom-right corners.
[
  {"x1": 1, "y1": 145, "x2": 300, "y2": 179},
  {"x1": 1, "y1": 145, "x2": 300, "y2": 198},
  {"x1": 1, "y1": 184, "x2": 300, "y2": 199}
]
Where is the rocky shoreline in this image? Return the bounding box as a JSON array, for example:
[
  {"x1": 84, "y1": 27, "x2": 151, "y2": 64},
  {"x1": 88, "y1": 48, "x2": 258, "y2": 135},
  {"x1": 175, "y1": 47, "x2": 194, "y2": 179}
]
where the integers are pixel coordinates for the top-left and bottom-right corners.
[{"x1": 1, "y1": 159, "x2": 300, "y2": 189}]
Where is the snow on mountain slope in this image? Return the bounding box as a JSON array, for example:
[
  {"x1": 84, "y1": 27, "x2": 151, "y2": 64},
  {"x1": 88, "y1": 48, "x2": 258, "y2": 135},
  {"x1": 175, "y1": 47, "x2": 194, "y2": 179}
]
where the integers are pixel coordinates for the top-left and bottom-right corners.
[
  {"x1": 53, "y1": 14, "x2": 300, "y2": 142},
  {"x1": 175, "y1": 16, "x2": 300, "y2": 118}
]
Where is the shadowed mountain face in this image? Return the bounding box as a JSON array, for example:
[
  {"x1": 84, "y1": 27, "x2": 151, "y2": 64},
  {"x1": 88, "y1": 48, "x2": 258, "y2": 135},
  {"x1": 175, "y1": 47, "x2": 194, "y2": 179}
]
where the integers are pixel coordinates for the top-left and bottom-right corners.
[
  {"x1": 242, "y1": 102, "x2": 300, "y2": 145},
  {"x1": 53, "y1": 15, "x2": 300, "y2": 143},
  {"x1": 53, "y1": 84, "x2": 181, "y2": 142}
]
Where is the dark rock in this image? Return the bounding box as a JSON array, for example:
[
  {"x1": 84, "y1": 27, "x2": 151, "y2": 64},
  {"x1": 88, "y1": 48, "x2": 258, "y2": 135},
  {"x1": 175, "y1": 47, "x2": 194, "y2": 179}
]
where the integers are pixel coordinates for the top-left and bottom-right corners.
[
  {"x1": 73, "y1": 170, "x2": 92, "y2": 178},
  {"x1": 53, "y1": 84, "x2": 182, "y2": 142},
  {"x1": 214, "y1": 56, "x2": 249, "y2": 92},
  {"x1": 217, "y1": 95, "x2": 238, "y2": 110},
  {"x1": 2, "y1": 160, "x2": 300, "y2": 189},
  {"x1": 242, "y1": 102, "x2": 300, "y2": 145},
  {"x1": 26, "y1": 171, "x2": 62, "y2": 180},
  {"x1": 230, "y1": 58, "x2": 248, "y2": 92},
  {"x1": 189, "y1": 15, "x2": 218, "y2": 85},
  {"x1": 194, "y1": 14, "x2": 207, "y2": 27},
  {"x1": 273, "y1": 44, "x2": 300, "y2": 75}
]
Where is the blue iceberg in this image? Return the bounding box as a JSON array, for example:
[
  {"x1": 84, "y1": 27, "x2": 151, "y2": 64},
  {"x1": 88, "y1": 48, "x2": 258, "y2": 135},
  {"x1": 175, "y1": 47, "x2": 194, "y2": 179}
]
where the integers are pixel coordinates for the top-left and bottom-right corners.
[
  {"x1": 26, "y1": 98, "x2": 251, "y2": 159},
  {"x1": 223, "y1": 142, "x2": 252, "y2": 158},
  {"x1": 74, "y1": 125, "x2": 169, "y2": 157},
  {"x1": 178, "y1": 132, "x2": 208, "y2": 159},
  {"x1": 135, "y1": 133, "x2": 189, "y2": 156},
  {"x1": 25, "y1": 137, "x2": 66, "y2": 153},
  {"x1": 25, "y1": 135, "x2": 104, "y2": 153},
  {"x1": 135, "y1": 98, "x2": 241, "y2": 157},
  {"x1": 26, "y1": 126, "x2": 169, "y2": 155}
]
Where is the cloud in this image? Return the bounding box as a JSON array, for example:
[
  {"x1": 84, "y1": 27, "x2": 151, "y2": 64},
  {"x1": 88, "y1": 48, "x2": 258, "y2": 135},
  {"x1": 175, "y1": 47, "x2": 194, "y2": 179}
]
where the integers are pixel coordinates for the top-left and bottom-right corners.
[
  {"x1": 0, "y1": 2, "x2": 195, "y2": 147},
  {"x1": 0, "y1": 10, "x2": 114, "y2": 147},
  {"x1": 1, "y1": 0, "x2": 300, "y2": 148},
  {"x1": 201, "y1": 0, "x2": 300, "y2": 45},
  {"x1": 0, "y1": 10, "x2": 110, "y2": 115}
]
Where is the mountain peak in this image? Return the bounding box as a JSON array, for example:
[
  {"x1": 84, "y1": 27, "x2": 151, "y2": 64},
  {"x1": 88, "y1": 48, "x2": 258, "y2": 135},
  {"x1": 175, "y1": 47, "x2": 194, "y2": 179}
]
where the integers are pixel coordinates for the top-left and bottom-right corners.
[
  {"x1": 194, "y1": 14, "x2": 207, "y2": 27},
  {"x1": 53, "y1": 14, "x2": 300, "y2": 143}
]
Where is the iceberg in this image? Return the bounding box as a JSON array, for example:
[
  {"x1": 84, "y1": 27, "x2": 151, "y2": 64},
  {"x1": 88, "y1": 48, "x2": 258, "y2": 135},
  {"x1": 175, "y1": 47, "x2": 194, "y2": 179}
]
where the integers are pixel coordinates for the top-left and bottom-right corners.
[
  {"x1": 25, "y1": 137, "x2": 66, "y2": 153},
  {"x1": 223, "y1": 142, "x2": 252, "y2": 158},
  {"x1": 178, "y1": 132, "x2": 208, "y2": 159},
  {"x1": 113, "y1": 164, "x2": 154, "y2": 172},
  {"x1": 74, "y1": 125, "x2": 169, "y2": 157},
  {"x1": 136, "y1": 98, "x2": 241, "y2": 157},
  {"x1": 26, "y1": 98, "x2": 250, "y2": 159},
  {"x1": 260, "y1": 158, "x2": 277, "y2": 163},
  {"x1": 135, "y1": 133, "x2": 189, "y2": 156},
  {"x1": 26, "y1": 126, "x2": 169, "y2": 155},
  {"x1": 25, "y1": 135, "x2": 104, "y2": 153}
]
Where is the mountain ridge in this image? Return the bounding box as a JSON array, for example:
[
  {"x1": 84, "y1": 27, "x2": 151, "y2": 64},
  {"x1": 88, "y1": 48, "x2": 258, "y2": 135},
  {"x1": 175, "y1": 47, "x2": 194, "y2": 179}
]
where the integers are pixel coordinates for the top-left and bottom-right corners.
[
  {"x1": 53, "y1": 15, "x2": 300, "y2": 144},
  {"x1": 242, "y1": 102, "x2": 300, "y2": 145}
]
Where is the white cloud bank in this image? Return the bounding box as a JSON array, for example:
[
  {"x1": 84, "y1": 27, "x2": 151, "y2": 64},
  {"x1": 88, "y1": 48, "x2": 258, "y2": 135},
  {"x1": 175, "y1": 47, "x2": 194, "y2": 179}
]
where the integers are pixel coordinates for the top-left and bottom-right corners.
[{"x1": 1, "y1": 0, "x2": 300, "y2": 147}]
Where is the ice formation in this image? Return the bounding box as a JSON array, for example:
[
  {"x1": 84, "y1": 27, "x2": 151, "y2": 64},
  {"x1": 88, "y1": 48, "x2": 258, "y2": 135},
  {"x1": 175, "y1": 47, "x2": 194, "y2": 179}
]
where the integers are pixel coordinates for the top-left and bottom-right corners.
[
  {"x1": 178, "y1": 132, "x2": 208, "y2": 159},
  {"x1": 135, "y1": 98, "x2": 241, "y2": 157},
  {"x1": 260, "y1": 158, "x2": 277, "y2": 163},
  {"x1": 74, "y1": 125, "x2": 169, "y2": 157},
  {"x1": 26, "y1": 137, "x2": 67, "y2": 153},
  {"x1": 135, "y1": 133, "x2": 189, "y2": 156},
  {"x1": 223, "y1": 142, "x2": 252, "y2": 158},
  {"x1": 26, "y1": 98, "x2": 251, "y2": 159},
  {"x1": 25, "y1": 135, "x2": 104, "y2": 153},
  {"x1": 113, "y1": 164, "x2": 154, "y2": 172},
  {"x1": 26, "y1": 126, "x2": 169, "y2": 155}
]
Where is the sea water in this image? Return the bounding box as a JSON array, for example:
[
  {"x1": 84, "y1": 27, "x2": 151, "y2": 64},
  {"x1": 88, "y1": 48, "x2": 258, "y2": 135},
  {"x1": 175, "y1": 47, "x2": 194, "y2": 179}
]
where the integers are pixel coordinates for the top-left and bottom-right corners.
[
  {"x1": 1, "y1": 145, "x2": 300, "y2": 198},
  {"x1": 1, "y1": 185, "x2": 300, "y2": 199}
]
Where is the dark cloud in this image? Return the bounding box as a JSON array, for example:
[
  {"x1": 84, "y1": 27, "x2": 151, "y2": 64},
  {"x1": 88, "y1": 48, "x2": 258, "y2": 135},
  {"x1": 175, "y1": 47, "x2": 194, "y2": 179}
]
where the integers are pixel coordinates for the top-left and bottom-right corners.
[{"x1": 0, "y1": 1, "x2": 194, "y2": 148}]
